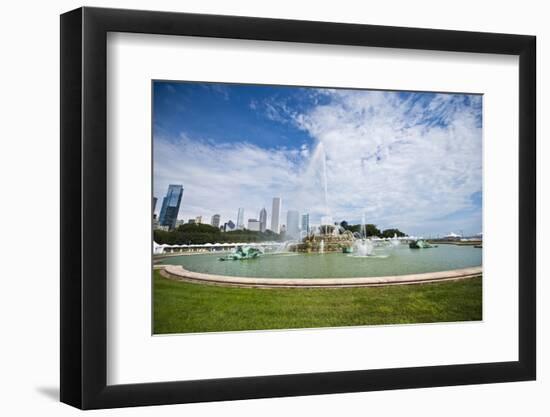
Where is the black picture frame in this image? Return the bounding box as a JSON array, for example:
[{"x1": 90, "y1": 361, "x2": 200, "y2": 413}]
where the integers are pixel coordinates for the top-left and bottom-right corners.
[{"x1": 60, "y1": 6, "x2": 536, "y2": 410}]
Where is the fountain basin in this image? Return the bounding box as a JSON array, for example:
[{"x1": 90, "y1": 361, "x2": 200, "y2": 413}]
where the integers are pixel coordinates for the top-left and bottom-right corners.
[{"x1": 156, "y1": 245, "x2": 482, "y2": 279}]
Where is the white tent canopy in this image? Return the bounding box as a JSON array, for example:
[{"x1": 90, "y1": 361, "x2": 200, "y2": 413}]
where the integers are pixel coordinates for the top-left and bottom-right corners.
[{"x1": 153, "y1": 241, "x2": 165, "y2": 255}]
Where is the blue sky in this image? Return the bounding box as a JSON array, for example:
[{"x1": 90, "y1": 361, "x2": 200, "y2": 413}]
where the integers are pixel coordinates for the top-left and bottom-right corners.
[{"x1": 153, "y1": 81, "x2": 482, "y2": 236}]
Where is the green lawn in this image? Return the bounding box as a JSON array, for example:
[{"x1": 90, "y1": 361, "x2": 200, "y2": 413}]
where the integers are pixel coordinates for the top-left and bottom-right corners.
[{"x1": 153, "y1": 270, "x2": 482, "y2": 334}]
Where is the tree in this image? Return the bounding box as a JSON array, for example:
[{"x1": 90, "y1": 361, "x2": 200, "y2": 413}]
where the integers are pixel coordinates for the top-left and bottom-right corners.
[
  {"x1": 381, "y1": 228, "x2": 407, "y2": 238},
  {"x1": 365, "y1": 224, "x2": 381, "y2": 237},
  {"x1": 153, "y1": 225, "x2": 286, "y2": 245}
]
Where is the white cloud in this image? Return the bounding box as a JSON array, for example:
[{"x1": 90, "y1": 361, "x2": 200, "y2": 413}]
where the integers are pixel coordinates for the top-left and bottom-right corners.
[
  {"x1": 154, "y1": 90, "x2": 482, "y2": 235},
  {"x1": 154, "y1": 134, "x2": 300, "y2": 227}
]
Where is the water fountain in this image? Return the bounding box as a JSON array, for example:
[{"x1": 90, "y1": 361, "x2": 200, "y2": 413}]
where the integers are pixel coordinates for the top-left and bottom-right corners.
[
  {"x1": 287, "y1": 143, "x2": 377, "y2": 255},
  {"x1": 350, "y1": 213, "x2": 375, "y2": 257},
  {"x1": 290, "y1": 224, "x2": 355, "y2": 253},
  {"x1": 390, "y1": 233, "x2": 401, "y2": 247}
]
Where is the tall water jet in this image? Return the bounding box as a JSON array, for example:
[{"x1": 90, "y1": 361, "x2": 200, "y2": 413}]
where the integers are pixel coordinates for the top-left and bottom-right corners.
[
  {"x1": 289, "y1": 142, "x2": 368, "y2": 254},
  {"x1": 351, "y1": 212, "x2": 374, "y2": 256},
  {"x1": 352, "y1": 239, "x2": 374, "y2": 256},
  {"x1": 305, "y1": 141, "x2": 333, "y2": 226},
  {"x1": 321, "y1": 143, "x2": 329, "y2": 221},
  {"x1": 390, "y1": 233, "x2": 400, "y2": 247}
]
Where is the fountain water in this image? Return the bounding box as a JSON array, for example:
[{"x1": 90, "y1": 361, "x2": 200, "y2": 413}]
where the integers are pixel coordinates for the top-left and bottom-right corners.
[
  {"x1": 352, "y1": 239, "x2": 374, "y2": 256},
  {"x1": 287, "y1": 142, "x2": 375, "y2": 256},
  {"x1": 390, "y1": 233, "x2": 400, "y2": 247},
  {"x1": 350, "y1": 213, "x2": 374, "y2": 257},
  {"x1": 275, "y1": 240, "x2": 298, "y2": 253},
  {"x1": 317, "y1": 142, "x2": 333, "y2": 225}
]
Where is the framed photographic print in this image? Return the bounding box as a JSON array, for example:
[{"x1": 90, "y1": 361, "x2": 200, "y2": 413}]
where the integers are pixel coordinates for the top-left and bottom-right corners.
[{"x1": 60, "y1": 7, "x2": 536, "y2": 409}]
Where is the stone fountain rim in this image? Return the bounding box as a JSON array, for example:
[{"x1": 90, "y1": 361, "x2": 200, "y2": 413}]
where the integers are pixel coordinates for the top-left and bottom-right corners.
[{"x1": 156, "y1": 264, "x2": 482, "y2": 288}]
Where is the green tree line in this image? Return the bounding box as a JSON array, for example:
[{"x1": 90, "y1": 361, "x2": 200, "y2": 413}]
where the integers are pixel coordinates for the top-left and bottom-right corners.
[
  {"x1": 154, "y1": 223, "x2": 285, "y2": 245},
  {"x1": 154, "y1": 222, "x2": 407, "y2": 245},
  {"x1": 339, "y1": 221, "x2": 407, "y2": 238}
]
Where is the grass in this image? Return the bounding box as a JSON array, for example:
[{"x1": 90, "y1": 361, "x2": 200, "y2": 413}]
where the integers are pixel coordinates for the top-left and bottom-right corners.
[{"x1": 153, "y1": 270, "x2": 482, "y2": 334}]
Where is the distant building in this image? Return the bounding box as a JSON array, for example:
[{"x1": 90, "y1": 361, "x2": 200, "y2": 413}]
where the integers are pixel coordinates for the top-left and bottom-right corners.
[
  {"x1": 271, "y1": 197, "x2": 282, "y2": 233},
  {"x1": 175, "y1": 219, "x2": 186, "y2": 228},
  {"x1": 286, "y1": 210, "x2": 300, "y2": 238},
  {"x1": 195, "y1": 216, "x2": 203, "y2": 224},
  {"x1": 301, "y1": 213, "x2": 310, "y2": 235},
  {"x1": 187, "y1": 219, "x2": 196, "y2": 224},
  {"x1": 224, "y1": 220, "x2": 236, "y2": 231},
  {"x1": 237, "y1": 208, "x2": 245, "y2": 230},
  {"x1": 159, "y1": 184, "x2": 183, "y2": 230},
  {"x1": 259, "y1": 208, "x2": 267, "y2": 232},
  {"x1": 211, "y1": 214, "x2": 221, "y2": 228},
  {"x1": 247, "y1": 219, "x2": 260, "y2": 231},
  {"x1": 152, "y1": 197, "x2": 157, "y2": 215}
]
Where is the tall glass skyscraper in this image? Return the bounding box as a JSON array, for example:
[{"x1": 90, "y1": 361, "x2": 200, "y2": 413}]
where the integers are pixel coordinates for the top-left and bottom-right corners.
[
  {"x1": 287, "y1": 210, "x2": 300, "y2": 238},
  {"x1": 159, "y1": 184, "x2": 184, "y2": 230},
  {"x1": 259, "y1": 208, "x2": 267, "y2": 232},
  {"x1": 301, "y1": 213, "x2": 310, "y2": 235},
  {"x1": 271, "y1": 197, "x2": 282, "y2": 233},
  {"x1": 236, "y1": 208, "x2": 245, "y2": 230}
]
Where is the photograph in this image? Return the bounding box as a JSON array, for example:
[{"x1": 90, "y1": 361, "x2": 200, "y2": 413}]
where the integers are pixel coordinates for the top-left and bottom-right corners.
[{"x1": 152, "y1": 81, "x2": 483, "y2": 334}]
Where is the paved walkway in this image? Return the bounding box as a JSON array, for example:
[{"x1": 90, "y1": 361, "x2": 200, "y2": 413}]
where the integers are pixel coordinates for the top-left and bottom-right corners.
[{"x1": 157, "y1": 264, "x2": 482, "y2": 288}]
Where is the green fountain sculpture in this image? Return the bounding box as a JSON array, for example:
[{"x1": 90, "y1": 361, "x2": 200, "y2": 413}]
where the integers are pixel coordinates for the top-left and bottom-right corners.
[
  {"x1": 219, "y1": 245, "x2": 263, "y2": 261},
  {"x1": 409, "y1": 240, "x2": 436, "y2": 249}
]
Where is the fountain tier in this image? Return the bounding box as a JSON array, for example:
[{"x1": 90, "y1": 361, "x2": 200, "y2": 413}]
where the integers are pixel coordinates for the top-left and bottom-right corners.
[{"x1": 289, "y1": 224, "x2": 355, "y2": 253}]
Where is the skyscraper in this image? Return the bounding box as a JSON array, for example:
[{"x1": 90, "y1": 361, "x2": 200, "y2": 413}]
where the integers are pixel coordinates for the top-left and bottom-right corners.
[
  {"x1": 301, "y1": 213, "x2": 310, "y2": 235},
  {"x1": 271, "y1": 197, "x2": 282, "y2": 233},
  {"x1": 211, "y1": 214, "x2": 221, "y2": 228},
  {"x1": 287, "y1": 210, "x2": 300, "y2": 238},
  {"x1": 259, "y1": 208, "x2": 267, "y2": 232},
  {"x1": 159, "y1": 184, "x2": 183, "y2": 230},
  {"x1": 237, "y1": 208, "x2": 245, "y2": 230}
]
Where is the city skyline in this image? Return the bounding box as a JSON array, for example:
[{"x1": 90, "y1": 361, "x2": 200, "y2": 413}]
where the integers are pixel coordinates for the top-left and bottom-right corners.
[
  {"x1": 153, "y1": 81, "x2": 482, "y2": 236},
  {"x1": 154, "y1": 187, "x2": 479, "y2": 237}
]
